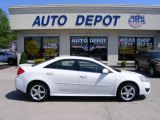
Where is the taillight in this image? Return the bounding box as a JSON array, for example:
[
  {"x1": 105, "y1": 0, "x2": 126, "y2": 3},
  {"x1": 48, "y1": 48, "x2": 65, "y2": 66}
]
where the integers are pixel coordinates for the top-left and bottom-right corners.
[{"x1": 17, "y1": 67, "x2": 25, "y2": 75}]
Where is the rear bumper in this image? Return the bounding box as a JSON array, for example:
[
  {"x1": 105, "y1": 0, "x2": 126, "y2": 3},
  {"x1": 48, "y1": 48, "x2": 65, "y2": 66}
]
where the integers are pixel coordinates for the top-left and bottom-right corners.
[{"x1": 15, "y1": 76, "x2": 27, "y2": 93}]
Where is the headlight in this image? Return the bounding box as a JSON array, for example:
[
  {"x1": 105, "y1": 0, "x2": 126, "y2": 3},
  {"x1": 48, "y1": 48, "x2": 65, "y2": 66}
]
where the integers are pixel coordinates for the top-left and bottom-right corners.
[
  {"x1": 156, "y1": 63, "x2": 160, "y2": 68},
  {"x1": 140, "y1": 76, "x2": 149, "y2": 82}
]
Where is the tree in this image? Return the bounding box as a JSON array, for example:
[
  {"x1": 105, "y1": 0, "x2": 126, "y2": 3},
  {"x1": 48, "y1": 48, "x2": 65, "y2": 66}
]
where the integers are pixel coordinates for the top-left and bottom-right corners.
[{"x1": 0, "y1": 8, "x2": 16, "y2": 49}]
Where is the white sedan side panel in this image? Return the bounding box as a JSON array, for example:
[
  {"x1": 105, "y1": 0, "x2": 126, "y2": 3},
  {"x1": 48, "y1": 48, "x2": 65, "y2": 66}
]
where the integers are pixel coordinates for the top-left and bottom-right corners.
[
  {"x1": 78, "y1": 72, "x2": 116, "y2": 95},
  {"x1": 45, "y1": 69, "x2": 79, "y2": 94}
]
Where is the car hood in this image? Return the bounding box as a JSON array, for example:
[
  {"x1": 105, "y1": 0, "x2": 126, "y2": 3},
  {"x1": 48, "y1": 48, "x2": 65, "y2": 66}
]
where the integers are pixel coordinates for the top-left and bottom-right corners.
[
  {"x1": 151, "y1": 58, "x2": 160, "y2": 63},
  {"x1": 120, "y1": 70, "x2": 142, "y2": 76},
  {"x1": 115, "y1": 70, "x2": 144, "y2": 81}
]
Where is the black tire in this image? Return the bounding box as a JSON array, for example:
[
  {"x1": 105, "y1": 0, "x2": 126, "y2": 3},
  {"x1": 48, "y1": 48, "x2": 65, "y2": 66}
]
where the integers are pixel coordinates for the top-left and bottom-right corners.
[
  {"x1": 28, "y1": 83, "x2": 49, "y2": 102},
  {"x1": 8, "y1": 59, "x2": 14, "y2": 65},
  {"x1": 135, "y1": 62, "x2": 140, "y2": 71},
  {"x1": 117, "y1": 83, "x2": 138, "y2": 102},
  {"x1": 149, "y1": 65, "x2": 156, "y2": 77}
]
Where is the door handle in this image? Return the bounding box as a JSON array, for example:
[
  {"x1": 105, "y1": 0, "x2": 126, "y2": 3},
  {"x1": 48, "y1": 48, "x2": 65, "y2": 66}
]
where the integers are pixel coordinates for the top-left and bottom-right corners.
[
  {"x1": 80, "y1": 75, "x2": 87, "y2": 78},
  {"x1": 46, "y1": 72, "x2": 54, "y2": 75}
]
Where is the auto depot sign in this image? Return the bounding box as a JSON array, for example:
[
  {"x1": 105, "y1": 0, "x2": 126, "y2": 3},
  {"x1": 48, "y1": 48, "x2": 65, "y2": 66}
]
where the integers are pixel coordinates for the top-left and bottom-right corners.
[
  {"x1": 32, "y1": 15, "x2": 121, "y2": 27},
  {"x1": 10, "y1": 13, "x2": 160, "y2": 30}
]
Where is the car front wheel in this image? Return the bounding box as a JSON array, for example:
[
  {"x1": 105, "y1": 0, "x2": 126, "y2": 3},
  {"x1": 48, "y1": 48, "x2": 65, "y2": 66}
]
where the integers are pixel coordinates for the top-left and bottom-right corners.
[
  {"x1": 118, "y1": 83, "x2": 138, "y2": 102},
  {"x1": 29, "y1": 83, "x2": 49, "y2": 102}
]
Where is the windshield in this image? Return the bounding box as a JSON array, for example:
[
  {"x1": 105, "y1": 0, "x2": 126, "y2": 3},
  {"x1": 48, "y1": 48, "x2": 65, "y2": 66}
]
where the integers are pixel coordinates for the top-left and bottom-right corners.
[
  {"x1": 3, "y1": 51, "x2": 12, "y2": 55},
  {"x1": 99, "y1": 61, "x2": 121, "y2": 72},
  {"x1": 150, "y1": 52, "x2": 160, "y2": 58}
]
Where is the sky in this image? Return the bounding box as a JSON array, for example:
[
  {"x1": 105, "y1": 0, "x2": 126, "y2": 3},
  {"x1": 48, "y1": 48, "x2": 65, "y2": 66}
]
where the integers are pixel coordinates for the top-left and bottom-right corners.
[{"x1": 0, "y1": 0, "x2": 160, "y2": 16}]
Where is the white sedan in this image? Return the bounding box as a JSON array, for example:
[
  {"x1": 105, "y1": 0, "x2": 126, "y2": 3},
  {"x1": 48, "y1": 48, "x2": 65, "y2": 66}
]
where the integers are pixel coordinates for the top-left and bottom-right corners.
[{"x1": 15, "y1": 56, "x2": 150, "y2": 102}]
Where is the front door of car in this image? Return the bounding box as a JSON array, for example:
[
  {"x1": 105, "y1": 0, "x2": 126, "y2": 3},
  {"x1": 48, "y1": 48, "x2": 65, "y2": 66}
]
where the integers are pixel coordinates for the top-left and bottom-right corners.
[
  {"x1": 78, "y1": 60, "x2": 116, "y2": 95},
  {"x1": 44, "y1": 59, "x2": 79, "y2": 94}
]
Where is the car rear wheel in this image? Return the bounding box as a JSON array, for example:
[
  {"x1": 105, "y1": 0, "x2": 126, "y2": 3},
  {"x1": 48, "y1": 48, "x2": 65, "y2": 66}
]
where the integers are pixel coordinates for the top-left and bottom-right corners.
[
  {"x1": 29, "y1": 83, "x2": 49, "y2": 102},
  {"x1": 118, "y1": 83, "x2": 138, "y2": 102}
]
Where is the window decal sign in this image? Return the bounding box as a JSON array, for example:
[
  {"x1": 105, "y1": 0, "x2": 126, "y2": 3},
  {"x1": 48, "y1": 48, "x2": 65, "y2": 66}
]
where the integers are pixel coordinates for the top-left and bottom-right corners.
[
  {"x1": 137, "y1": 37, "x2": 154, "y2": 51},
  {"x1": 118, "y1": 37, "x2": 154, "y2": 61},
  {"x1": 26, "y1": 40, "x2": 40, "y2": 56},
  {"x1": 43, "y1": 38, "x2": 59, "y2": 58},
  {"x1": 70, "y1": 36, "x2": 108, "y2": 61},
  {"x1": 128, "y1": 15, "x2": 145, "y2": 28}
]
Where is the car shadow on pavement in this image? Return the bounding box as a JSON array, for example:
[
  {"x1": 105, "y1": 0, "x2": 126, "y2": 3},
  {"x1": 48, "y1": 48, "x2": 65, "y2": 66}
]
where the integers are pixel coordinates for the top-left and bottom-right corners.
[
  {"x1": 5, "y1": 90, "x2": 146, "y2": 102},
  {"x1": 5, "y1": 90, "x2": 31, "y2": 102},
  {"x1": 48, "y1": 95, "x2": 146, "y2": 102},
  {"x1": 0, "y1": 64, "x2": 12, "y2": 70}
]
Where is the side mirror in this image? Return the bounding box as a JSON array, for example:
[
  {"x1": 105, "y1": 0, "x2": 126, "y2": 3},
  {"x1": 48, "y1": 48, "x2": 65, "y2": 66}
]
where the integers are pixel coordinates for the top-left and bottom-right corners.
[{"x1": 102, "y1": 69, "x2": 109, "y2": 74}]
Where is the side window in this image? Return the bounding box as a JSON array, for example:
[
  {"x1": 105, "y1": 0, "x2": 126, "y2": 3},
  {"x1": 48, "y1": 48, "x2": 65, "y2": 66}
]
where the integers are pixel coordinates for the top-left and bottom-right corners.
[
  {"x1": 45, "y1": 59, "x2": 77, "y2": 70},
  {"x1": 44, "y1": 62, "x2": 57, "y2": 69},
  {"x1": 78, "y1": 60, "x2": 103, "y2": 73}
]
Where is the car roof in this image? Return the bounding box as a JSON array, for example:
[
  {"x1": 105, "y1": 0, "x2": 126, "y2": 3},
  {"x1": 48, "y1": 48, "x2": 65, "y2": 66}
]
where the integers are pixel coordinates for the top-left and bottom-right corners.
[
  {"x1": 54, "y1": 56, "x2": 95, "y2": 61},
  {"x1": 35, "y1": 56, "x2": 100, "y2": 68},
  {"x1": 148, "y1": 50, "x2": 160, "y2": 52}
]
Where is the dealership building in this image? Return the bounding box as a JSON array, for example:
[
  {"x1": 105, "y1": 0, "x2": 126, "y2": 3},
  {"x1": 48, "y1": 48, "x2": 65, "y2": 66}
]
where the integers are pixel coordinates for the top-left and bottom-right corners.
[{"x1": 9, "y1": 5, "x2": 160, "y2": 65}]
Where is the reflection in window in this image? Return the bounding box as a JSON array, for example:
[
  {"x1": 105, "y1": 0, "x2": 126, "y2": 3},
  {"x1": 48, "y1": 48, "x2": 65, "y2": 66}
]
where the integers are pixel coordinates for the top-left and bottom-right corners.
[
  {"x1": 45, "y1": 60, "x2": 77, "y2": 70},
  {"x1": 136, "y1": 37, "x2": 154, "y2": 51},
  {"x1": 43, "y1": 36, "x2": 59, "y2": 59},
  {"x1": 79, "y1": 60, "x2": 103, "y2": 73},
  {"x1": 24, "y1": 37, "x2": 42, "y2": 60},
  {"x1": 118, "y1": 37, "x2": 154, "y2": 61},
  {"x1": 24, "y1": 36, "x2": 59, "y2": 60},
  {"x1": 150, "y1": 52, "x2": 160, "y2": 58},
  {"x1": 70, "y1": 36, "x2": 108, "y2": 61},
  {"x1": 118, "y1": 37, "x2": 136, "y2": 60}
]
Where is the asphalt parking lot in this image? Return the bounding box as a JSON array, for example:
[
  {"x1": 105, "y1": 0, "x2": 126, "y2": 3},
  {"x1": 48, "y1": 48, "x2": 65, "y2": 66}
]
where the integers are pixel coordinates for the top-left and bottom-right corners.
[
  {"x1": 0, "y1": 63, "x2": 12, "y2": 70},
  {"x1": 0, "y1": 66, "x2": 160, "y2": 120}
]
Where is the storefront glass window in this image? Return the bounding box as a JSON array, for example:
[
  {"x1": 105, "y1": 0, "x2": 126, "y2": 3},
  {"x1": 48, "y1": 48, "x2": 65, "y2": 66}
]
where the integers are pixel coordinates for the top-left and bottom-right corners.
[
  {"x1": 24, "y1": 36, "x2": 59, "y2": 60},
  {"x1": 70, "y1": 36, "x2": 108, "y2": 61},
  {"x1": 118, "y1": 37, "x2": 154, "y2": 61},
  {"x1": 24, "y1": 37, "x2": 42, "y2": 60},
  {"x1": 43, "y1": 36, "x2": 59, "y2": 59},
  {"x1": 136, "y1": 37, "x2": 154, "y2": 51},
  {"x1": 118, "y1": 37, "x2": 136, "y2": 61}
]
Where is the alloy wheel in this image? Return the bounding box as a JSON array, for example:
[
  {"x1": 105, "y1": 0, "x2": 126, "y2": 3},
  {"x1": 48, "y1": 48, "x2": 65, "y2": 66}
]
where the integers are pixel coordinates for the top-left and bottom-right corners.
[
  {"x1": 31, "y1": 85, "x2": 46, "y2": 101},
  {"x1": 120, "y1": 85, "x2": 136, "y2": 101}
]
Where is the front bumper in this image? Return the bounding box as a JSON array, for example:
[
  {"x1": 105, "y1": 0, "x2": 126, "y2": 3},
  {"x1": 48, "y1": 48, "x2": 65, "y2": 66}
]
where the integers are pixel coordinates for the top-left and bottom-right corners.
[{"x1": 139, "y1": 81, "x2": 151, "y2": 95}]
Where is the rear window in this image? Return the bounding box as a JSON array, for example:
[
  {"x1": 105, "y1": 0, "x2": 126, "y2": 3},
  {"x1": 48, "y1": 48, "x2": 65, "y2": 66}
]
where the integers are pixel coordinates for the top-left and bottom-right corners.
[
  {"x1": 44, "y1": 59, "x2": 78, "y2": 71},
  {"x1": 150, "y1": 52, "x2": 160, "y2": 58}
]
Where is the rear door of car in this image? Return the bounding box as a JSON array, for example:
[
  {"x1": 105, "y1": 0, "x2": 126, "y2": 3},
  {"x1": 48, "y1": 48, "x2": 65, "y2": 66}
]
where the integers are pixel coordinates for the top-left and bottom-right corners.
[{"x1": 44, "y1": 59, "x2": 79, "y2": 94}]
